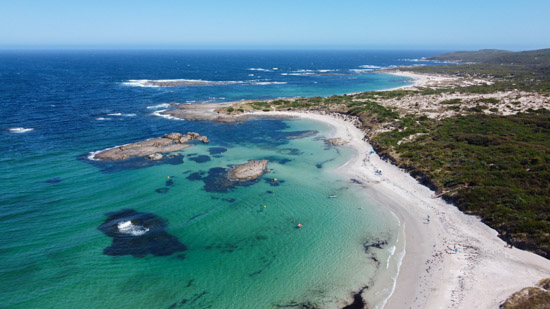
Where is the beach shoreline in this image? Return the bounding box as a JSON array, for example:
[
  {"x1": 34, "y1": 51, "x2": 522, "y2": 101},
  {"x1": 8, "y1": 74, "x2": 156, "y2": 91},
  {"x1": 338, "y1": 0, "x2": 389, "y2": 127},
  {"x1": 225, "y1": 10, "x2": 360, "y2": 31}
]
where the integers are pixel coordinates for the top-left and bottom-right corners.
[
  {"x1": 152, "y1": 70, "x2": 550, "y2": 308},
  {"x1": 256, "y1": 110, "x2": 550, "y2": 308}
]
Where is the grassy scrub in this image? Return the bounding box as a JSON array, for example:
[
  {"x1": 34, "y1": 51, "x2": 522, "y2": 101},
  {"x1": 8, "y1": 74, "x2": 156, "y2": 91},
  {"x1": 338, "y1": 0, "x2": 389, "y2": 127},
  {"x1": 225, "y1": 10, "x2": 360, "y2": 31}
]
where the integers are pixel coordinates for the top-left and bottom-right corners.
[{"x1": 236, "y1": 88, "x2": 550, "y2": 257}]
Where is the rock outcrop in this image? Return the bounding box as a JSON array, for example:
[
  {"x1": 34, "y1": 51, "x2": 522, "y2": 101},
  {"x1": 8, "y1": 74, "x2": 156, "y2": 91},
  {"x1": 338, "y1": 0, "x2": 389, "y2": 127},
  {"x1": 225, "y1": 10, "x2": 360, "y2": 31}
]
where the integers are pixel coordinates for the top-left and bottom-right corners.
[
  {"x1": 93, "y1": 132, "x2": 209, "y2": 161},
  {"x1": 228, "y1": 160, "x2": 269, "y2": 181}
]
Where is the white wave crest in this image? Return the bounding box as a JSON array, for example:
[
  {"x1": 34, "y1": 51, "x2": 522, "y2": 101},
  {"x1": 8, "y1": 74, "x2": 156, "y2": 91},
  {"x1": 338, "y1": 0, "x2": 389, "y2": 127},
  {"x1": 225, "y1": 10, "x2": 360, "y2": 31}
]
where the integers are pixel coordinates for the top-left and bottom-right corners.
[
  {"x1": 123, "y1": 79, "x2": 244, "y2": 87},
  {"x1": 9, "y1": 127, "x2": 34, "y2": 133},
  {"x1": 147, "y1": 103, "x2": 172, "y2": 110},
  {"x1": 359, "y1": 65, "x2": 381, "y2": 69},
  {"x1": 254, "y1": 81, "x2": 287, "y2": 85},
  {"x1": 247, "y1": 68, "x2": 273, "y2": 72},
  {"x1": 117, "y1": 220, "x2": 149, "y2": 236},
  {"x1": 151, "y1": 109, "x2": 184, "y2": 121}
]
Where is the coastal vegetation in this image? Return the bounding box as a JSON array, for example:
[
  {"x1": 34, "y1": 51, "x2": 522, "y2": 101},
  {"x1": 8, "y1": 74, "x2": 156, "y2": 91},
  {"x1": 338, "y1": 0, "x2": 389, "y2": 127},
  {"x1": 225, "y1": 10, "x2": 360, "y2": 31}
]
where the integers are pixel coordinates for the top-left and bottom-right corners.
[
  {"x1": 218, "y1": 49, "x2": 550, "y2": 258},
  {"x1": 500, "y1": 278, "x2": 550, "y2": 308}
]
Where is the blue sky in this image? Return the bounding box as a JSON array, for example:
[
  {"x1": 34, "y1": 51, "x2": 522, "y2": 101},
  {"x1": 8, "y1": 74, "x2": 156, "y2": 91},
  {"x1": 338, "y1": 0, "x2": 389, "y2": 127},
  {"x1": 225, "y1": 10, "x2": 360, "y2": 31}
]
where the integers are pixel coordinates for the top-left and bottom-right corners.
[{"x1": 1, "y1": 0, "x2": 549, "y2": 50}]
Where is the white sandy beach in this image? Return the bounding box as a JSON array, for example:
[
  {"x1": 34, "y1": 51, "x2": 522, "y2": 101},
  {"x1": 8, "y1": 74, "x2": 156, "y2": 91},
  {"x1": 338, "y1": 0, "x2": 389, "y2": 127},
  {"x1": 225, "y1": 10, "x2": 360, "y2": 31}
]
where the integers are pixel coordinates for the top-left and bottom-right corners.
[{"x1": 256, "y1": 110, "x2": 550, "y2": 308}]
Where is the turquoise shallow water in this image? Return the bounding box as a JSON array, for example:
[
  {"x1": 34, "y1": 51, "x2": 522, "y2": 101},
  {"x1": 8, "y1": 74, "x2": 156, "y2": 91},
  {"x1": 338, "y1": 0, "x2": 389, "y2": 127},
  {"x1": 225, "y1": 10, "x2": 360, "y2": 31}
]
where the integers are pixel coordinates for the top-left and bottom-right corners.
[{"x1": 1, "y1": 118, "x2": 399, "y2": 308}]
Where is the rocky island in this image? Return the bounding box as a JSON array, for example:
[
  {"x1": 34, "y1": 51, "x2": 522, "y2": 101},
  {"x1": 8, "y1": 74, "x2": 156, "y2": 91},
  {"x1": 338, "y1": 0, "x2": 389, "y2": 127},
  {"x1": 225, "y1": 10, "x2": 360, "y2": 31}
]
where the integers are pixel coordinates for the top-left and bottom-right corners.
[
  {"x1": 92, "y1": 132, "x2": 209, "y2": 161},
  {"x1": 228, "y1": 160, "x2": 269, "y2": 181}
]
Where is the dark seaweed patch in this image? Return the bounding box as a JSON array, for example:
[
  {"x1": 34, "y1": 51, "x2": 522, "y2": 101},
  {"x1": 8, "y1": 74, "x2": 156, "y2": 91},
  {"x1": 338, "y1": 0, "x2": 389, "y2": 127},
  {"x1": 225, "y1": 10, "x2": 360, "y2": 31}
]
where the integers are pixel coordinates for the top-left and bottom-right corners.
[
  {"x1": 266, "y1": 190, "x2": 274, "y2": 194},
  {"x1": 264, "y1": 178, "x2": 285, "y2": 187},
  {"x1": 156, "y1": 188, "x2": 170, "y2": 194},
  {"x1": 166, "y1": 177, "x2": 175, "y2": 186},
  {"x1": 342, "y1": 286, "x2": 369, "y2": 309},
  {"x1": 278, "y1": 148, "x2": 303, "y2": 156},
  {"x1": 46, "y1": 177, "x2": 62, "y2": 184},
  {"x1": 189, "y1": 155, "x2": 210, "y2": 163},
  {"x1": 222, "y1": 198, "x2": 236, "y2": 203},
  {"x1": 316, "y1": 158, "x2": 335, "y2": 169},
  {"x1": 208, "y1": 147, "x2": 227, "y2": 155},
  {"x1": 363, "y1": 239, "x2": 388, "y2": 253},
  {"x1": 97, "y1": 209, "x2": 186, "y2": 257},
  {"x1": 189, "y1": 155, "x2": 211, "y2": 163},
  {"x1": 187, "y1": 171, "x2": 205, "y2": 181},
  {"x1": 263, "y1": 156, "x2": 292, "y2": 165}
]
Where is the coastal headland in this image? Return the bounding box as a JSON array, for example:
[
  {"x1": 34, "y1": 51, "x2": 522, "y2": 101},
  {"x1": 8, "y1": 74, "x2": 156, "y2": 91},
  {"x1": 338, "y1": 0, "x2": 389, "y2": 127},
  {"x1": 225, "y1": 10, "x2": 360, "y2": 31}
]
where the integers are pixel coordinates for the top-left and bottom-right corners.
[{"x1": 152, "y1": 57, "x2": 550, "y2": 308}]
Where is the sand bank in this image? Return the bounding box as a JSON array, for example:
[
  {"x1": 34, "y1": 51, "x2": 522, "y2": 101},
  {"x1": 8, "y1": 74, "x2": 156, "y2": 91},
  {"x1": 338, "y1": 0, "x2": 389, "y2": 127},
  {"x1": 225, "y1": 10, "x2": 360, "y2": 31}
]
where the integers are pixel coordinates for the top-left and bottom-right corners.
[{"x1": 255, "y1": 110, "x2": 550, "y2": 308}]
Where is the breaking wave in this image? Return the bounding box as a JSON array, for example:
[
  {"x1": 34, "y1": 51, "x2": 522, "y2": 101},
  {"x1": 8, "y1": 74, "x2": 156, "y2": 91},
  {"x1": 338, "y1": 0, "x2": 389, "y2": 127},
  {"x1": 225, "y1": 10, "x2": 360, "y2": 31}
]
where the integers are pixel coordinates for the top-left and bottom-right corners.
[
  {"x1": 9, "y1": 127, "x2": 34, "y2": 133},
  {"x1": 123, "y1": 79, "x2": 286, "y2": 87},
  {"x1": 117, "y1": 220, "x2": 150, "y2": 236}
]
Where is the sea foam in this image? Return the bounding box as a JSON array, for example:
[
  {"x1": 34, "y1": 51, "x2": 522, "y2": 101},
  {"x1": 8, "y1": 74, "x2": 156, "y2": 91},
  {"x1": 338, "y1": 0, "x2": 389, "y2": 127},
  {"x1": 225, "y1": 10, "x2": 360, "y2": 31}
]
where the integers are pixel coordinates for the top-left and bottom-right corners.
[
  {"x1": 117, "y1": 220, "x2": 149, "y2": 236},
  {"x1": 9, "y1": 127, "x2": 34, "y2": 133}
]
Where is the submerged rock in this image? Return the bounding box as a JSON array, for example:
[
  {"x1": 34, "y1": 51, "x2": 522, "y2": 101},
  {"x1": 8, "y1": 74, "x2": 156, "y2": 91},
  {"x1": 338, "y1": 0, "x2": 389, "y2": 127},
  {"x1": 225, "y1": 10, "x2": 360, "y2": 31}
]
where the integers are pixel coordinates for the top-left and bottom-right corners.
[
  {"x1": 97, "y1": 209, "x2": 186, "y2": 257},
  {"x1": 92, "y1": 132, "x2": 209, "y2": 161},
  {"x1": 325, "y1": 137, "x2": 349, "y2": 146}
]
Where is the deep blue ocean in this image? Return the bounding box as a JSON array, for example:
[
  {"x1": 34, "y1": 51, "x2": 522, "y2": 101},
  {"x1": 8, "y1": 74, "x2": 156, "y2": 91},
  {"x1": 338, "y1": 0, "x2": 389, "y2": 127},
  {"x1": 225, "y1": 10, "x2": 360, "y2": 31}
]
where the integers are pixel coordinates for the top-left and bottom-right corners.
[{"x1": 0, "y1": 50, "x2": 443, "y2": 308}]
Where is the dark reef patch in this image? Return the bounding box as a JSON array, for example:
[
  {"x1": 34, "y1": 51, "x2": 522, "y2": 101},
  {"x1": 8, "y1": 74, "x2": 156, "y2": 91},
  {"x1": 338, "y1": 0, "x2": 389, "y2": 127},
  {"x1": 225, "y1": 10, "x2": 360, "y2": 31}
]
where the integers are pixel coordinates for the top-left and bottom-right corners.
[
  {"x1": 187, "y1": 171, "x2": 205, "y2": 181},
  {"x1": 264, "y1": 178, "x2": 285, "y2": 187},
  {"x1": 82, "y1": 153, "x2": 183, "y2": 173},
  {"x1": 278, "y1": 148, "x2": 303, "y2": 156},
  {"x1": 166, "y1": 176, "x2": 175, "y2": 186},
  {"x1": 208, "y1": 147, "x2": 227, "y2": 155},
  {"x1": 45, "y1": 177, "x2": 62, "y2": 184},
  {"x1": 189, "y1": 155, "x2": 211, "y2": 163},
  {"x1": 97, "y1": 209, "x2": 186, "y2": 257},
  {"x1": 156, "y1": 188, "x2": 170, "y2": 194},
  {"x1": 263, "y1": 156, "x2": 292, "y2": 165}
]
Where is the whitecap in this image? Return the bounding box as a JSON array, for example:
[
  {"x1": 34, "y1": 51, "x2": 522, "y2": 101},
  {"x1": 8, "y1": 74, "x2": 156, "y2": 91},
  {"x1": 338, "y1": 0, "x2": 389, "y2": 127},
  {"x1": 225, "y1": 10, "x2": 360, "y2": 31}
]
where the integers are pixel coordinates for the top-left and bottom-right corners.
[
  {"x1": 107, "y1": 113, "x2": 122, "y2": 116},
  {"x1": 9, "y1": 127, "x2": 34, "y2": 133},
  {"x1": 123, "y1": 79, "x2": 244, "y2": 87},
  {"x1": 247, "y1": 68, "x2": 273, "y2": 72},
  {"x1": 359, "y1": 65, "x2": 381, "y2": 69},
  {"x1": 117, "y1": 220, "x2": 149, "y2": 236},
  {"x1": 253, "y1": 81, "x2": 288, "y2": 85},
  {"x1": 151, "y1": 109, "x2": 184, "y2": 121},
  {"x1": 146, "y1": 103, "x2": 172, "y2": 110}
]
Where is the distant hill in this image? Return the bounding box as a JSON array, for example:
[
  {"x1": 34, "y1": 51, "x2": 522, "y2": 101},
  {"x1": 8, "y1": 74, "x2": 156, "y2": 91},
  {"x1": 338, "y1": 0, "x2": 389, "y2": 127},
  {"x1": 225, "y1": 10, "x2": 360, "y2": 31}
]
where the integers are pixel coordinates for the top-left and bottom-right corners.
[{"x1": 427, "y1": 48, "x2": 550, "y2": 66}]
